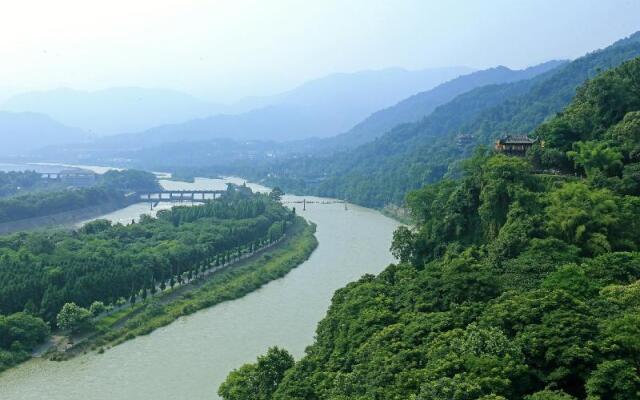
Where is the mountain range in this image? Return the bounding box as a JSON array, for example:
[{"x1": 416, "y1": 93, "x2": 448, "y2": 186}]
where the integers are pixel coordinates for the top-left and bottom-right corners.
[
  {"x1": 297, "y1": 60, "x2": 567, "y2": 152},
  {"x1": 1, "y1": 67, "x2": 473, "y2": 147},
  {"x1": 0, "y1": 111, "x2": 88, "y2": 156},
  {"x1": 93, "y1": 60, "x2": 567, "y2": 169},
  {"x1": 240, "y1": 31, "x2": 640, "y2": 207},
  {"x1": 1, "y1": 87, "x2": 220, "y2": 136},
  {"x1": 20, "y1": 62, "x2": 559, "y2": 165},
  {"x1": 95, "y1": 66, "x2": 473, "y2": 146}
]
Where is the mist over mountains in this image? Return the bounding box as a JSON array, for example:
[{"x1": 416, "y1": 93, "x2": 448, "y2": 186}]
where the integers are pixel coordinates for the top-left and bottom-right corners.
[
  {"x1": 0, "y1": 111, "x2": 88, "y2": 156},
  {"x1": 17, "y1": 59, "x2": 568, "y2": 171},
  {"x1": 95, "y1": 66, "x2": 474, "y2": 146},
  {"x1": 1, "y1": 60, "x2": 567, "y2": 165},
  {"x1": 4, "y1": 31, "x2": 637, "y2": 175},
  {"x1": 2, "y1": 87, "x2": 221, "y2": 136},
  {"x1": 244, "y1": 30, "x2": 640, "y2": 207},
  {"x1": 303, "y1": 60, "x2": 568, "y2": 152},
  {"x1": 1, "y1": 66, "x2": 473, "y2": 148}
]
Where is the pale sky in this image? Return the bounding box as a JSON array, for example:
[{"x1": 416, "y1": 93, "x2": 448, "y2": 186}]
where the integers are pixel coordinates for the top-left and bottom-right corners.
[{"x1": 1, "y1": 0, "x2": 639, "y2": 102}]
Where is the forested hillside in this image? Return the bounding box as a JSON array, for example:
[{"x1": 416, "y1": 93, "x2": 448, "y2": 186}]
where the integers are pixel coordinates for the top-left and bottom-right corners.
[
  {"x1": 219, "y1": 54, "x2": 640, "y2": 400},
  {"x1": 324, "y1": 60, "x2": 566, "y2": 150},
  {"x1": 248, "y1": 31, "x2": 640, "y2": 207}
]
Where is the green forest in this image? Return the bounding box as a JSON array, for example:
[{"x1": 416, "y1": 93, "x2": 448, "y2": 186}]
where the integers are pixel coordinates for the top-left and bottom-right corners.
[
  {"x1": 218, "y1": 56, "x2": 640, "y2": 398},
  {"x1": 0, "y1": 185, "x2": 295, "y2": 372},
  {"x1": 0, "y1": 169, "x2": 159, "y2": 223},
  {"x1": 0, "y1": 170, "x2": 49, "y2": 197},
  {"x1": 236, "y1": 31, "x2": 640, "y2": 209}
]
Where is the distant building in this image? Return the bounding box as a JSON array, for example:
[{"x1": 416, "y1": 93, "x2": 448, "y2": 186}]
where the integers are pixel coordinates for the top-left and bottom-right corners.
[
  {"x1": 495, "y1": 135, "x2": 538, "y2": 157},
  {"x1": 58, "y1": 168, "x2": 97, "y2": 187}
]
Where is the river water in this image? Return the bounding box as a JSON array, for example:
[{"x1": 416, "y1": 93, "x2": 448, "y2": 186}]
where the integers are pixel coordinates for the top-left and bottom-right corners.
[{"x1": 0, "y1": 176, "x2": 399, "y2": 400}]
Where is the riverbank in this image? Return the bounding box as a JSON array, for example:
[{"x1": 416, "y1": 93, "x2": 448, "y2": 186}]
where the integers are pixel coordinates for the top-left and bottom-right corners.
[
  {"x1": 42, "y1": 216, "x2": 317, "y2": 362},
  {"x1": 0, "y1": 198, "x2": 135, "y2": 234},
  {"x1": 0, "y1": 190, "x2": 397, "y2": 400},
  {"x1": 380, "y1": 204, "x2": 413, "y2": 225}
]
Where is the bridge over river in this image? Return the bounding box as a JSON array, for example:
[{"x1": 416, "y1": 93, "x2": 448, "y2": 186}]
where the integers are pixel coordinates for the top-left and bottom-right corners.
[
  {"x1": 136, "y1": 190, "x2": 227, "y2": 203},
  {"x1": 281, "y1": 198, "x2": 348, "y2": 210},
  {"x1": 135, "y1": 190, "x2": 349, "y2": 212}
]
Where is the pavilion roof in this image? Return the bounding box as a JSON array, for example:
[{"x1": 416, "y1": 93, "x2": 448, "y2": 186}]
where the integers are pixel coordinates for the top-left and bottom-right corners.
[{"x1": 498, "y1": 135, "x2": 537, "y2": 144}]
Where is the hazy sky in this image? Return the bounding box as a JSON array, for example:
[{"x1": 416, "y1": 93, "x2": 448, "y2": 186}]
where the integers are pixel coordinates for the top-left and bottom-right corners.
[{"x1": 1, "y1": 0, "x2": 639, "y2": 102}]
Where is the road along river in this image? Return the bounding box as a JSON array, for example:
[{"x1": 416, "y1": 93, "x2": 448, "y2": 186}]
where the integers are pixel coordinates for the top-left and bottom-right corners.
[{"x1": 0, "y1": 176, "x2": 399, "y2": 400}]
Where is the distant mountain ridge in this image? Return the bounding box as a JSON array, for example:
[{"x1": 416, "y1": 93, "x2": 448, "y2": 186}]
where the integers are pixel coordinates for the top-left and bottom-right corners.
[
  {"x1": 97, "y1": 66, "x2": 474, "y2": 145},
  {"x1": 2, "y1": 87, "x2": 220, "y2": 136},
  {"x1": 301, "y1": 60, "x2": 567, "y2": 152},
  {"x1": 29, "y1": 62, "x2": 566, "y2": 168},
  {"x1": 0, "y1": 111, "x2": 89, "y2": 156},
  {"x1": 247, "y1": 31, "x2": 640, "y2": 207},
  {"x1": 333, "y1": 60, "x2": 568, "y2": 148}
]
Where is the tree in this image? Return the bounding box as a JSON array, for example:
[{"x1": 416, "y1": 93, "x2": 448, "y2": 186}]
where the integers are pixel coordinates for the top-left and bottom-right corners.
[
  {"x1": 56, "y1": 303, "x2": 92, "y2": 332},
  {"x1": 269, "y1": 187, "x2": 285, "y2": 202},
  {"x1": 525, "y1": 390, "x2": 576, "y2": 400},
  {"x1": 545, "y1": 182, "x2": 621, "y2": 255},
  {"x1": 218, "y1": 364, "x2": 259, "y2": 400},
  {"x1": 390, "y1": 225, "x2": 417, "y2": 264},
  {"x1": 477, "y1": 155, "x2": 533, "y2": 239},
  {"x1": 219, "y1": 347, "x2": 294, "y2": 400},
  {"x1": 567, "y1": 141, "x2": 623, "y2": 177},
  {"x1": 586, "y1": 360, "x2": 640, "y2": 400},
  {"x1": 0, "y1": 312, "x2": 49, "y2": 349},
  {"x1": 89, "y1": 301, "x2": 106, "y2": 316},
  {"x1": 418, "y1": 323, "x2": 528, "y2": 400}
]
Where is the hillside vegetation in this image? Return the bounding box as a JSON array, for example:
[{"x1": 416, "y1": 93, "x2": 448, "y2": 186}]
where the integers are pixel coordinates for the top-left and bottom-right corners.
[
  {"x1": 323, "y1": 61, "x2": 566, "y2": 150},
  {"x1": 219, "y1": 56, "x2": 640, "y2": 399},
  {"x1": 250, "y1": 32, "x2": 640, "y2": 208}
]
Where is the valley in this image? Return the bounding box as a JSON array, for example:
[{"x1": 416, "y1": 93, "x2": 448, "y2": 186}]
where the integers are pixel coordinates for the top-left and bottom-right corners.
[
  {"x1": 0, "y1": 177, "x2": 399, "y2": 400},
  {"x1": 1, "y1": 7, "x2": 639, "y2": 399}
]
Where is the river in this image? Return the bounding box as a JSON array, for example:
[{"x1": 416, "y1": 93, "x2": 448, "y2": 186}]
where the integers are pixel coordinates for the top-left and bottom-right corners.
[{"x1": 0, "y1": 176, "x2": 399, "y2": 400}]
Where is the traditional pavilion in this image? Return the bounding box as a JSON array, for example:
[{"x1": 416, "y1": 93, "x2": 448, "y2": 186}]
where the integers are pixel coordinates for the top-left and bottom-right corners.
[{"x1": 495, "y1": 135, "x2": 539, "y2": 156}]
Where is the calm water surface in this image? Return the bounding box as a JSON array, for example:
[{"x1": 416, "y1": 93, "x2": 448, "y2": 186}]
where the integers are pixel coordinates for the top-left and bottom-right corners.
[{"x1": 0, "y1": 176, "x2": 399, "y2": 400}]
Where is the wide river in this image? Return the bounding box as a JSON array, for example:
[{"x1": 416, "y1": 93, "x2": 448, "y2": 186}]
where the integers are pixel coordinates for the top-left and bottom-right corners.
[{"x1": 0, "y1": 176, "x2": 399, "y2": 400}]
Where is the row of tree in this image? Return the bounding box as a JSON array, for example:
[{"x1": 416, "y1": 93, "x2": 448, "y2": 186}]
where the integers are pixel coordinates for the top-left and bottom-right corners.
[{"x1": 0, "y1": 186, "x2": 293, "y2": 326}]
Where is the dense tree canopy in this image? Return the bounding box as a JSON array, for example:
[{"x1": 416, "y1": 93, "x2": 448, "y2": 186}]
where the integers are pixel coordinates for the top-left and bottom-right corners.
[
  {"x1": 0, "y1": 185, "x2": 294, "y2": 324},
  {"x1": 219, "y1": 54, "x2": 640, "y2": 399},
  {"x1": 225, "y1": 31, "x2": 640, "y2": 208},
  {"x1": 0, "y1": 170, "x2": 49, "y2": 198},
  {"x1": 0, "y1": 312, "x2": 49, "y2": 372},
  {"x1": 0, "y1": 169, "x2": 160, "y2": 223}
]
